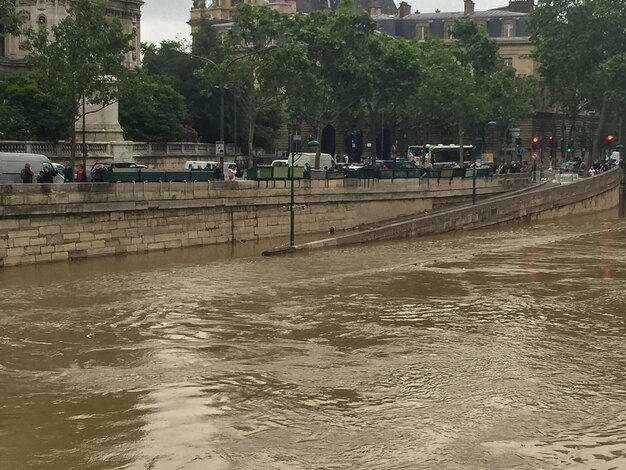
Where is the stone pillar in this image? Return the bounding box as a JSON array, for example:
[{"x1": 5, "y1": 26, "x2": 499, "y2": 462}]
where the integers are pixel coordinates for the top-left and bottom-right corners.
[
  {"x1": 110, "y1": 141, "x2": 134, "y2": 161},
  {"x1": 77, "y1": 99, "x2": 125, "y2": 142}
]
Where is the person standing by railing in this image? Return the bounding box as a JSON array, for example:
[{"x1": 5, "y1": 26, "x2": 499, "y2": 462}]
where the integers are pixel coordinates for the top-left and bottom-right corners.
[
  {"x1": 64, "y1": 163, "x2": 74, "y2": 182},
  {"x1": 75, "y1": 164, "x2": 86, "y2": 182},
  {"x1": 20, "y1": 163, "x2": 34, "y2": 183}
]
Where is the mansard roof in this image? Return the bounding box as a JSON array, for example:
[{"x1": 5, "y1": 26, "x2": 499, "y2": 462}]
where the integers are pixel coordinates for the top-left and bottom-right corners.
[
  {"x1": 402, "y1": 9, "x2": 527, "y2": 20},
  {"x1": 296, "y1": 0, "x2": 398, "y2": 15}
]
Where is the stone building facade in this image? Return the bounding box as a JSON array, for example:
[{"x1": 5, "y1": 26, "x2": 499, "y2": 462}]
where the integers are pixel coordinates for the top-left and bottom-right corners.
[{"x1": 0, "y1": 0, "x2": 143, "y2": 141}]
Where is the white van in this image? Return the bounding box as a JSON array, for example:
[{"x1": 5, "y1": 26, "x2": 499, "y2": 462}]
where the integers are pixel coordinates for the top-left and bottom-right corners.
[
  {"x1": 184, "y1": 160, "x2": 220, "y2": 170},
  {"x1": 288, "y1": 152, "x2": 336, "y2": 169},
  {"x1": 0, "y1": 152, "x2": 64, "y2": 183}
]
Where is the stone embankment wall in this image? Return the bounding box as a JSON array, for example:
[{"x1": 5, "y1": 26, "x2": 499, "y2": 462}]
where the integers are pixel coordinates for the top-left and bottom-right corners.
[
  {"x1": 0, "y1": 175, "x2": 527, "y2": 267},
  {"x1": 296, "y1": 169, "x2": 622, "y2": 252}
]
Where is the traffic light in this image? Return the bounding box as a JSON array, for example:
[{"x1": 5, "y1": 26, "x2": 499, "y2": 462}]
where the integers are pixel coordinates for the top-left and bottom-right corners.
[
  {"x1": 606, "y1": 134, "x2": 615, "y2": 147},
  {"x1": 566, "y1": 143, "x2": 572, "y2": 155},
  {"x1": 531, "y1": 136, "x2": 540, "y2": 151},
  {"x1": 515, "y1": 137, "x2": 522, "y2": 148}
]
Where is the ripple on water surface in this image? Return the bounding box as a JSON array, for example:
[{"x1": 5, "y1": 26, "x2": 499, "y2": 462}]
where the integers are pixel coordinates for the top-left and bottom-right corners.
[{"x1": 0, "y1": 217, "x2": 625, "y2": 468}]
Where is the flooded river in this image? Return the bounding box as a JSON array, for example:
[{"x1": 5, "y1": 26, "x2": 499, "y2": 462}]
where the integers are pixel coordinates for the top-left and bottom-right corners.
[{"x1": 1, "y1": 213, "x2": 625, "y2": 469}]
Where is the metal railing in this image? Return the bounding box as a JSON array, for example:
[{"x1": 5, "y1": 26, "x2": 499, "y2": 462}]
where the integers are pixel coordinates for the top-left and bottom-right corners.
[{"x1": 0, "y1": 141, "x2": 239, "y2": 159}]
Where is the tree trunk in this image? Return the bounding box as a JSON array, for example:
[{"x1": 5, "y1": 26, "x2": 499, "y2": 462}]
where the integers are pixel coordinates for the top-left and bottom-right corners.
[
  {"x1": 590, "y1": 96, "x2": 608, "y2": 167},
  {"x1": 314, "y1": 125, "x2": 322, "y2": 168},
  {"x1": 458, "y1": 126, "x2": 464, "y2": 166}
]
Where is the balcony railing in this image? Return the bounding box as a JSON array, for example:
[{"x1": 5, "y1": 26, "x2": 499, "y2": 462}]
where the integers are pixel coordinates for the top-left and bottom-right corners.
[{"x1": 0, "y1": 141, "x2": 238, "y2": 159}]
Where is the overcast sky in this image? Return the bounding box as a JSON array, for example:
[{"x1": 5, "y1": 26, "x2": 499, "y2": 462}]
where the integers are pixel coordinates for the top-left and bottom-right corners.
[{"x1": 141, "y1": 0, "x2": 510, "y2": 45}]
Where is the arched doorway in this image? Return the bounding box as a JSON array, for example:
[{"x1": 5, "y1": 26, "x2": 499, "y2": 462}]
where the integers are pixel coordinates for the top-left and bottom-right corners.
[{"x1": 321, "y1": 125, "x2": 336, "y2": 157}]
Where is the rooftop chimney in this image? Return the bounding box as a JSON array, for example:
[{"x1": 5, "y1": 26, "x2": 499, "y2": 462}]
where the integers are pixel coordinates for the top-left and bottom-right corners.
[
  {"x1": 464, "y1": 0, "x2": 475, "y2": 15},
  {"x1": 368, "y1": 5, "x2": 382, "y2": 16},
  {"x1": 398, "y1": 1, "x2": 411, "y2": 17}
]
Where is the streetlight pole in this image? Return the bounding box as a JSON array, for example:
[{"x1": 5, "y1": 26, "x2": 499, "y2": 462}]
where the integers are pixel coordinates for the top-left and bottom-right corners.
[
  {"x1": 289, "y1": 136, "x2": 319, "y2": 248},
  {"x1": 472, "y1": 159, "x2": 477, "y2": 205},
  {"x1": 290, "y1": 133, "x2": 300, "y2": 247}
]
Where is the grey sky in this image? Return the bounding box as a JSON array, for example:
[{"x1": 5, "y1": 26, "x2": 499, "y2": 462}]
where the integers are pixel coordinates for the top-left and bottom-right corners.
[{"x1": 141, "y1": 0, "x2": 511, "y2": 45}]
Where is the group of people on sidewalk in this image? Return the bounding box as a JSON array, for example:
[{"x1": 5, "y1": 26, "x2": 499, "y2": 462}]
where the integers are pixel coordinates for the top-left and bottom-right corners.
[{"x1": 20, "y1": 162, "x2": 87, "y2": 183}]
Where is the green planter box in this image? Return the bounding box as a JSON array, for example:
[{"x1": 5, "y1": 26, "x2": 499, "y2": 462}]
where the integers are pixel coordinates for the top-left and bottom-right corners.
[
  {"x1": 290, "y1": 167, "x2": 304, "y2": 179},
  {"x1": 248, "y1": 166, "x2": 273, "y2": 180},
  {"x1": 139, "y1": 170, "x2": 166, "y2": 182},
  {"x1": 166, "y1": 170, "x2": 193, "y2": 181},
  {"x1": 188, "y1": 170, "x2": 213, "y2": 182},
  {"x1": 272, "y1": 167, "x2": 289, "y2": 179},
  {"x1": 102, "y1": 169, "x2": 139, "y2": 182}
]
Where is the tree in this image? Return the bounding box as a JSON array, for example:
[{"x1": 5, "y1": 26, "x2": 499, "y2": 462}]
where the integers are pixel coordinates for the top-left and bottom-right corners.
[
  {"x1": 220, "y1": 5, "x2": 289, "y2": 163},
  {"x1": 142, "y1": 40, "x2": 216, "y2": 143},
  {"x1": 275, "y1": 4, "x2": 381, "y2": 161},
  {"x1": 26, "y1": 0, "x2": 133, "y2": 167},
  {"x1": 0, "y1": 0, "x2": 21, "y2": 35},
  {"x1": 529, "y1": 0, "x2": 626, "y2": 163},
  {"x1": 0, "y1": 72, "x2": 68, "y2": 140},
  {"x1": 118, "y1": 70, "x2": 187, "y2": 142}
]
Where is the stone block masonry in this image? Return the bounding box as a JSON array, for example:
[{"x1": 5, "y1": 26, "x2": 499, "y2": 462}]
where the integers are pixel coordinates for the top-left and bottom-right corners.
[{"x1": 0, "y1": 175, "x2": 529, "y2": 267}]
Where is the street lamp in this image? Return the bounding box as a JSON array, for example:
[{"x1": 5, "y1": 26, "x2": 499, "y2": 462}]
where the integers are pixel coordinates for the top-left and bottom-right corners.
[
  {"x1": 474, "y1": 120, "x2": 497, "y2": 205},
  {"x1": 289, "y1": 136, "x2": 319, "y2": 247}
]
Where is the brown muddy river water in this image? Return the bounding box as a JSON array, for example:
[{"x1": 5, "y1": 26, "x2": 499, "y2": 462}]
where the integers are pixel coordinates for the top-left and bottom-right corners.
[{"x1": 1, "y1": 214, "x2": 625, "y2": 469}]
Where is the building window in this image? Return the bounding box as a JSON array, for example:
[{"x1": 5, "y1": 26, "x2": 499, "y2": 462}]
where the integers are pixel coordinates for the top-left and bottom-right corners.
[
  {"x1": 416, "y1": 24, "x2": 428, "y2": 41},
  {"x1": 502, "y1": 22, "x2": 515, "y2": 38},
  {"x1": 37, "y1": 15, "x2": 47, "y2": 31},
  {"x1": 503, "y1": 57, "x2": 513, "y2": 67}
]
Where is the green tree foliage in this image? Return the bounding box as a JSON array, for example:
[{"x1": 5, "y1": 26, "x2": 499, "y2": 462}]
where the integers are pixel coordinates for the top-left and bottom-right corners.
[
  {"x1": 0, "y1": 72, "x2": 68, "y2": 140},
  {"x1": 529, "y1": 0, "x2": 626, "y2": 159},
  {"x1": 118, "y1": 70, "x2": 187, "y2": 142},
  {"x1": 0, "y1": 0, "x2": 21, "y2": 34},
  {"x1": 26, "y1": 0, "x2": 133, "y2": 163}
]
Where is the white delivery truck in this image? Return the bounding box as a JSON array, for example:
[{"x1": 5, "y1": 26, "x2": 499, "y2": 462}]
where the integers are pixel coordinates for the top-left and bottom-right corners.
[
  {"x1": 288, "y1": 152, "x2": 336, "y2": 169},
  {"x1": 0, "y1": 152, "x2": 64, "y2": 183}
]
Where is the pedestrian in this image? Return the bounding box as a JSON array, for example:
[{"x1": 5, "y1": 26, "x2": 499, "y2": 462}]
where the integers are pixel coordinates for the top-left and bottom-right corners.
[
  {"x1": 20, "y1": 163, "x2": 34, "y2": 183},
  {"x1": 227, "y1": 165, "x2": 236, "y2": 181},
  {"x1": 212, "y1": 164, "x2": 222, "y2": 181},
  {"x1": 76, "y1": 164, "x2": 86, "y2": 182},
  {"x1": 64, "y1": 162, "x2": 74, "y2": 182},
  {"x1": 37, "y1": 166, "x2": 55, "y2": 183}
]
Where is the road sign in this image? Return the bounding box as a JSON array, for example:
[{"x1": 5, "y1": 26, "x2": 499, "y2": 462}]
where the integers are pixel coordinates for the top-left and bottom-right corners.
[
  {"x1": 517, "y1": 146, "x2": 525, "y2": 157},
  {"x1": 216, "y1": 141, "x2": 225, "y2": 156},
  {"x1": 531, "y1": 152, "x2": 538, "y2": 160}
]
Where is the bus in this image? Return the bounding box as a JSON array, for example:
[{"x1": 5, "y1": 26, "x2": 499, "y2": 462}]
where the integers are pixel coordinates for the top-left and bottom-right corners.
[{"x1": 407, "y1": 144, "x2": 479, "y2": 168}]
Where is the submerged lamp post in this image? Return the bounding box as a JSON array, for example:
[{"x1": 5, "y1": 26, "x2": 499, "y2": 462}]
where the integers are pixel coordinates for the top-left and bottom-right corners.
[
  {"x1": 474, "y1": 121, "x2": 497, "y2": 205},
  {"x1": 289, "y1": 137, "x2": 319, "y2": 247}
]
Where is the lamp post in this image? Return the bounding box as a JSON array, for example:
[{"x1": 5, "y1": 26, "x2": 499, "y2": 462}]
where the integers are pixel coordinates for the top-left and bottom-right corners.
[
  {"x1": 475, "y1": 120, "x2": 497, "y2": 205},
  {"x1": 289, "y1": 136, "x2": 319, "y2": 247}
]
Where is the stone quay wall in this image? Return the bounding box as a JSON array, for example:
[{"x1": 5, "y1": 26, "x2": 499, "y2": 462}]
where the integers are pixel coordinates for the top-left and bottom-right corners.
[
  {"x1": 0, "y1": 175, "x2": 529, "y2": 267},
  {"x1": 296, "y1": 168, "x2": 622, "y2": 252}
]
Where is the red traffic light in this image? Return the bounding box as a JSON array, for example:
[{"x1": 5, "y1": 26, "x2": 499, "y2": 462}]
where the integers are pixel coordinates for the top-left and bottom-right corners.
[
  {"x1": 606, "y1": 134, "x2": 615, "y2": 142},
  {"x1": 532, "y1": 136, "x2": 540, "y2": 144},
  {"x1": 548, "y1": 135, "x2": 554, "y2": 141}
]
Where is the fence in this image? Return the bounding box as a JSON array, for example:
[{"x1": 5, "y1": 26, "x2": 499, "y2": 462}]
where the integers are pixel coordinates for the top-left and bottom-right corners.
[{"x1": 0, "y1": 141, "x2": 239, "y2": 159}]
